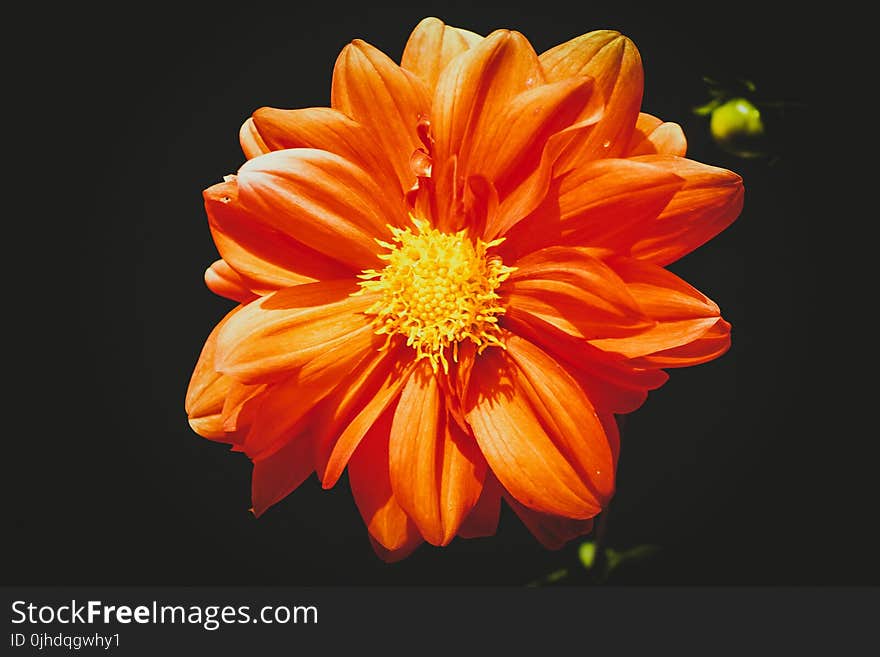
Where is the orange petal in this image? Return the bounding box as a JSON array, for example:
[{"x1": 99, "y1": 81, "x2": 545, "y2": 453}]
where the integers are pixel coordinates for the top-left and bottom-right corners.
[
  {"x1": 500, "y1": 158, "x2": 684, "y2": 261},
  {"x1": 215, "y1": 281, "x2": 376, "y2": 383},
  {"x1": 612, "y1": 255, "x2": 721, "y2": 319},
  {"x1": 251, "y1": 431, "x2": 314, "y2": 517},
  {"x1": 204, "y1": 178, "x2": 352, "y2": 293},
  {"x1": 466, "y1": 76, "x2": 598, "y2": 198},
  {"x1": 204, "y1": 259, "x2": 257, "y2": 303},
  {"x1": 240, "y1": 329, "x2": 383, "y2": 460},
  {"x1": 331, "y1": 39, "x2": 431, "y2": 194},
  {"x1": 239, "y1": 117, "x2": 269, "y2": 159},
  {"x1": 315, "y1": 344, "x2": 415, "y2": 489},
  {"x1": 249, "y1": 107, "x2": 400, "y2": 194},
  {"x1": 463, "y1": 76, "x2": 607, "y2": 240},
  {"x1": 541, "y1": 31, "x2": 643, "y2": 163},
  {"x1": 431, "y1": 29, "x2": 544, "y2": 198},
  {"x1": 187, "y1": 396, "x2": 233, "y2": 441},
  {"x1": 588, "y1": 255, "x2": 724, "y2": 359},
  {"x1": 504, "y1": 336, "x2": 615, "y2": 499},
  {"x1": 600, "y1": 413, "x2": 621, "y2": 471},
  {"x1": 502, "y1": 245, "x2": 651, "y2": 340},
  {"x1": 186, "y1": 306, "x2": 240, "y2": 442},
  {"x1": 236, "y1": 149, "x2": 406, "y2": 270},
  {"x1": 220, "y1": 380, "x2": 266, "y2": 433},
  {"x1": 626, "y1": 113, "x2": 687, "y2": 156},
  {"x1": 505, "y1": 494, "x2": 595, "y2": 550},
  {"x1": 485, "y1": 115, "x2": 603, "y2": 241},
  {"x1": 626, "y1": 112, "x2": 659, "y2": 142},
  {"x1": 348, "y1": 407, "x2": 423, "y2": 552},
  {"x1": 401, "y1": 17, "x2": 483, "y2": 91},
  {"x1": 465, "y1": 337, "x2": 612, "y2": 518},
  {"x1": 633, "y1": 317, "x2": 731, "y2": 368},
  {"x1": 389, "y1": 364, "x2": 486, "y2": 546},
  {"x1": 457, "y1": 470, "x2": 502, "y2": 539},
  {"x1": 503, "y1": 306, "x2": 668, "y2": 414},
  {"x1": 616, "y1": 155, "x2": 744, "y2": 266}
]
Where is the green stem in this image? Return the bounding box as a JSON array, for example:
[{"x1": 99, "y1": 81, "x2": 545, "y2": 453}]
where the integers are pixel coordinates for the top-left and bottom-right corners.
[{"x1": 589, "y1": 414, "x2": 625, "y2": 583}]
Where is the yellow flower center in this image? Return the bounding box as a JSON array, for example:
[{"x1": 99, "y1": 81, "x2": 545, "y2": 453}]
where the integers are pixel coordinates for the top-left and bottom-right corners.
[{"x1": 358, "y1": 218, "x2": 514, "y2": 373}]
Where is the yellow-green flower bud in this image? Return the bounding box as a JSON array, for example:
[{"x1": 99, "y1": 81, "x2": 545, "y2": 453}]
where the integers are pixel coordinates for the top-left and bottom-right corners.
[{"x1": 710, "y1": 97, "x2": 766, "y2": 157}]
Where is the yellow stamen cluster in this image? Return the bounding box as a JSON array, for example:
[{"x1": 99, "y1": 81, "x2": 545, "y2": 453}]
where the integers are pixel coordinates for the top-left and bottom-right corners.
[{"x1": 357, "y1": 218, "x2": 514, "y2": 373}]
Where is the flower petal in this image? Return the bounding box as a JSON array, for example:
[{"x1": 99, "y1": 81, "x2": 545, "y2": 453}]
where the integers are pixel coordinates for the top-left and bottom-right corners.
[
  {"x1": 467, "y1": 76, "x2": 598, "y2": 198},
  {"x1": 186, "y1": 307, "x2": 240, "y2": 442},
  {"x1": 215, "y1": 280, "x2": 376, "y2": 383},
  {"x1": 505, "y1": 494, "x2": 595, "y2": 550},
  {"x1": 236, "y1": 149, "x2": 406, "y2": 270},
  {"x1": 431, "y1": 29, "x2": 544, "y2": 206},
  {"x1": 500, "y1": 158, "x2": 684, "y2": 261},
  {"x1": 504, "y1": 336, "x2": 615, "y2": 498},
  {"x1": 626, "y1": 113, "x2": 687, "y2": 156},
  {"x1": 633, "y1": 317, "x2": 731, "y2": 368},
  {"x1": 239, "y1": 117, "x2": 269, "y2": 159},
  {"x1": 240, "y1": 329, "x2": 384, "y2": 460},
  {"x1": 348, "y1": 407, "x2": 423, "y2": 552},
  {"x1": 465, "y1": 75, "x2": 606, "y2": 240},
  {"x1": 205, "y1": 177, "x2": 352, "y2": 293},
  {"x1": 541, "y1": 31, "x2": 643, "y2": 163},
  {"x1": 249, "y1": 107, "x2": 400, "y2": 193},
  {"x1": 615, "y1": 155, "x2": 744, "y2": 266},
  {"x1": 503, "y1": 306, "x2": 668, "y2": 414},
  {"x1": 465, "y1": 336, "x2": 612, "y2": 518},
  {"x1": 314, "y1": 343, "x2": 415, "y2": 488},
  {"x1": 204, "y1": 259, "x2": 257, "y2": 303},
  {"x1": 251, "y1": 431, "x2": 314, "y2": 517},
  {"x1": 401, "y1": 17, "x2": 483, "y2": 91},
  {"x1": 588, "y1": 255, "x2": 724, "y2": 359},
  {"x1": 220, "y1": 380, "x2": 266, "y2": 433},
  {"x1": 389, "y1": 364, "x2": 486, "y2": 546},
  {"x1": 600, "y1": 413, "x2": 621, "y2": 470},
  {"x1": 502, "y1": 246, "x2": 651, "y2": 340},
  {"x1": 485, "y1": 116, "x2": 602, "y2": 240},
  {"x1": 331, "y1": 39, "x2": 431, "y2": 194},
  {"x1": 187, "y1": 393, "x2": 233, "y2": 440},
  {"x1": 457, "y1": 471, "x2": 502, "y2": 539}
]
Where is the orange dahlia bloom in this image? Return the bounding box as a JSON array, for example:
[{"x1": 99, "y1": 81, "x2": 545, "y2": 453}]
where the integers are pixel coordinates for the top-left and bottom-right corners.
[{"x1": 185, "y1": 18, "x2": 743, "y2": 561}]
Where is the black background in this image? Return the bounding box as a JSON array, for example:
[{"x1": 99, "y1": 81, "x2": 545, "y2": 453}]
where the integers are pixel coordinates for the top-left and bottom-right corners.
[{"x1": 7, "y1": 2, "x2": 867, "y2": 587}]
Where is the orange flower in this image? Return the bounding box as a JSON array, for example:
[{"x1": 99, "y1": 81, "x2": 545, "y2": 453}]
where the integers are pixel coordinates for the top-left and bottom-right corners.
[{"x1": 185, "y1": 18, "x2": 743, "y2": 561}]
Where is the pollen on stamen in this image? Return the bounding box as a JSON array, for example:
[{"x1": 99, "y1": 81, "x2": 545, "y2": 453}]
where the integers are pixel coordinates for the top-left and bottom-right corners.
[{"x1": 355, "y1": 217, "x2": 515, "y2": 373}]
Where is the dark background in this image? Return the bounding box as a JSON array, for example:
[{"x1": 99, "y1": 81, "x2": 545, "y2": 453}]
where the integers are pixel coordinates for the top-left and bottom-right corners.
[{"x1": 7, "y1": 2, "x2": 865, "y2": 586}]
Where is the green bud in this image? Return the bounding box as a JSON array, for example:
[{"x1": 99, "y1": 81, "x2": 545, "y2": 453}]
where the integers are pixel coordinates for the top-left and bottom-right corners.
[
  {"x1": 578, "y1": 541, "x2": 597, "y2": 569},
  {"x1": 710, "y1": 97, "x2": 766, "y2": 157}
]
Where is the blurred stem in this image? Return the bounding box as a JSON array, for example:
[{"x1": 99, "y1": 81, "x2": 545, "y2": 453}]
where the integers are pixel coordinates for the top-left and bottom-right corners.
[
  {"x1": 589, "y1": 504, "x2": 611, "y2": 583},
  {"x1": 586, "y1": 414, "x2": 625, "y2": 583}
]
